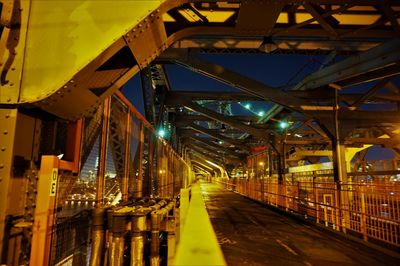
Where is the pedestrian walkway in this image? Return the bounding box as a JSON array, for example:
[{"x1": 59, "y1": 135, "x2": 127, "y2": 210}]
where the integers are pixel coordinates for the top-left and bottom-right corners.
[{"x1": 201, "y1": 182, "x2": 400, "y2": 266}]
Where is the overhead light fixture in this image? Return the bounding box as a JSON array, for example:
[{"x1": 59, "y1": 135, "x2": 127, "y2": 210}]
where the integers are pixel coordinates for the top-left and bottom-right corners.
[
  {"x1": 157, "y1": 128, "x2": 166, "y2": 138},
  {"x1": 258, "y1": 111, "x2": 265, "y2": 117},
  {"x1": 244, "y1": 103, "x2": 251, "y2": 109},
  {"x1": 220, "y1": 123, "x2": 226, "y2": 132},
  {"x1": 259, "y1": 36, "x2": 278, "y2": 53},
  {"x1": 279, "y1": 121, "x2": 289, "y2": 129}
]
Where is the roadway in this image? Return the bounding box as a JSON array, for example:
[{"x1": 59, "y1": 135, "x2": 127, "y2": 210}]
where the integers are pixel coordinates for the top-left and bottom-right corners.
[{"x1": 200, "y1": 182, "x2": 400, "y2": 266}]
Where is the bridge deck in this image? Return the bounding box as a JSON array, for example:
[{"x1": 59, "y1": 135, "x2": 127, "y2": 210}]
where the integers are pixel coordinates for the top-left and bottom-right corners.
[{"x1": 201, "y1": 182, "x2": 400, "y2": 266}]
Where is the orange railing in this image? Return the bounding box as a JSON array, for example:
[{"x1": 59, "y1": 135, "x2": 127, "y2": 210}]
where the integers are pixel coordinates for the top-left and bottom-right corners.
[{"x1": 217, "y1": 177, "x2": 400, "y2": 247}]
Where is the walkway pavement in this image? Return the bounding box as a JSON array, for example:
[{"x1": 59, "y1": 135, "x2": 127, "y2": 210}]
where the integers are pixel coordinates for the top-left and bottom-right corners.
[{"x1": 201, "y1": 182, "x2": 400, "y2": 266}]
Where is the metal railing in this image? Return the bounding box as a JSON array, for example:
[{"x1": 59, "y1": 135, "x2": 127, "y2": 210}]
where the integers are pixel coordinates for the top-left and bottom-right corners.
[{"x1": 217, "y1": 173, "x2": 400, "y2": 248}]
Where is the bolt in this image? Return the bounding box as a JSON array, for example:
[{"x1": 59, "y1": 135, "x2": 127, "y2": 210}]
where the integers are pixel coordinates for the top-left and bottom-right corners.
[
  {"x1": 11, "y1": 67, "x2": 15, "y2": 71},
  {"x1": 70, "y1": 80, "x2": 74, "y2": 83}
]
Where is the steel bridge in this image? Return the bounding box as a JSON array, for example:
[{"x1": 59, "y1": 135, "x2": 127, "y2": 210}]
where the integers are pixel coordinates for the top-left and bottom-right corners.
[{"x1": 1, "y1": 0, "x2": 400, "y2": 265}]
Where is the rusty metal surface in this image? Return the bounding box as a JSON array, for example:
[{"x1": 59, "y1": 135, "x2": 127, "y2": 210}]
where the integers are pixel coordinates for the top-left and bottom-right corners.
[{"x1": 201, "y1": 182, "x2": 400, "y2": 266}]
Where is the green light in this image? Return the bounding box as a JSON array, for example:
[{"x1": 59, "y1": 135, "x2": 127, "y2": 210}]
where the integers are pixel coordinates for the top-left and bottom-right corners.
[
  {"x1": 158, "y1": 128, "x2": 166, "y2": 138},
  {"x1": 244, "y1": 103, "x2": 251, "y2": 109},
  {"x1": 279, "y1": 121, "x2": 289, "y2": 129},
  {"x1": 258, "y1": 111, "x2": 265, "y2": 117}
]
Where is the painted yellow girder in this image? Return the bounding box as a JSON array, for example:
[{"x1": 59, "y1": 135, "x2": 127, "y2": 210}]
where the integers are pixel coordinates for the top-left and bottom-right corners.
[{"x1": 1, "y1": 0, "x2": 179, "y2": 118}]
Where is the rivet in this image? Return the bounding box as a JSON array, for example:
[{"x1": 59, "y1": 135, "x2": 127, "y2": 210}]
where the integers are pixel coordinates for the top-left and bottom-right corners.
[
  {"x1": 63, "y1": 85, "x2": 68, "y2": 89},
  {"x1": 3, "y1": 130, "x2": 8, "y2": 135},
  {"x1": 11, "y1": 67, "x2": 15, "y2": 71},
  {"x1": 1, "y1": 147, "x2": 6, "y2": 151},
  {"x1": 0, "y1": 164, "x2": 4, "y2": 169},
  {"x1": 7, "y1": 98, "x2": 11, "y2": 102},
  {"x1": 5, "y1": 114, "x2": 9, "y2": 118},
  {"x1": 70, "y1": 80, "x2": 74, "y2": 83}
]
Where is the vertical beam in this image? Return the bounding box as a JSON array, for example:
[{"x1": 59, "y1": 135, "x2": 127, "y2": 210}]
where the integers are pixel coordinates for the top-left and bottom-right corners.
[
  {"x1": 0, "y1": 109, "x2": 18, "y2": 261},
  {"x1": 96, "y1": 97, "x2": 111, "y2": 207},
  {"x1": 65, "y1": 119, "x2": 83, "y2": 173},
  {"x1": 332, "y1": 89, "x2": 348, "y2": 183},
  {"x1": 136, "y1": 123, "x2": 145, "y2": 198},
  {"x1": 122, "y1": 112, "x2": 131, "y2": 202},
  {"x1": 30, "y1": 156, "x2": 59, "y2": 266}
]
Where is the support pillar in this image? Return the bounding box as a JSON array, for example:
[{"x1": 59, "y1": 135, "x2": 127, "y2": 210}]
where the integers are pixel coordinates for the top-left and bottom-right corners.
[
  {"x1": 122, "y1": 112, "x2": 131, "y2": 202},
  {"x1": 97, "y1": 97, "x2": 111, "y2": 207},
  {"x1": 0, "y1": 109, "x2": 18, "y2": 262},
  {"x1": 331, "y1": 88, "x2": 349, "y2": 232},
  {"x1": 29, "y1": 156, "x2": 59, "y2": 266}
]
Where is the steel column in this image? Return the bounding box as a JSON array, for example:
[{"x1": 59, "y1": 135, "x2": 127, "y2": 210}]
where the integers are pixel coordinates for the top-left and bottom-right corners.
[
  {"x1": 29, "y1": 156, "x2": 59, "y2": 266},
  {"x1": 97, "y1": 97, "x2": 111, "y2": 207},
  {"x1": 0, "y1": 109, "x2": 18, "y2": 261}
]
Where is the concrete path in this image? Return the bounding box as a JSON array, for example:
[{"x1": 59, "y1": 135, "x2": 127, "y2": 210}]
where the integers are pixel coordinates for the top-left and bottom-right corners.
[{"x1": 201, "y1": 182, "x2": 400, "y2": 266}]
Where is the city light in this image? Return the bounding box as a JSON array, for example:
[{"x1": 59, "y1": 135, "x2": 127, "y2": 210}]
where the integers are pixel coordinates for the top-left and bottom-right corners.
[
  {"x1": 258, "y1": 111, "x2": 265, "y2": 117},
  {"x1": 279, "y1": 121, "x2": 289, "y2": 129},
  {"x1": 218, "y1": 140, "x2": 224, "y2": 145},
  {"x1": 158, "y1": 128, "x2": 166, "y2": 138},
  {"x1": 259, "y1": 161, "x2": 264, "y2": 166}
]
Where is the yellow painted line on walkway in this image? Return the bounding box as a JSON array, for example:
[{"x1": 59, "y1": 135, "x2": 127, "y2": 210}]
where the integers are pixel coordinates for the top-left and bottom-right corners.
[
  {"x1": 275, "y1": 239, "x2": 299, "y2": 256},
  {"x1": 173, "y1": 183, "x2": 227, "y2": 266}
]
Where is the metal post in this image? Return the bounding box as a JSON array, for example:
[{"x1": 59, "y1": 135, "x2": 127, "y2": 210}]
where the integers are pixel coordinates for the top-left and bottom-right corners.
[
  {"x1": 30, "y1": 156, "x2": 59, "y2": 266},
  {"x1": 122, "y1": 112, "x2": 131, "y2": 202},
  {"x1": 90, "y1": 208, "x2": 106, "y2": 266},
  {"x1": 130, "y1": 211, "x2": 147, "y2": 266},
  {"x1": 109, "y1": 213, "x2": 127, "y2": 266},
  {"x1": 0, "y1": 109, "x2": 18, "y2": 261},
  {"x1": 135, "y1": 123, "x2": 145, "y2": 198},
  {"x1": 150, "y1": 211, "x2": 161, "y2": 266},
  {"x1": 97, "y1": 97, "x2": 111, "y2": 207}
]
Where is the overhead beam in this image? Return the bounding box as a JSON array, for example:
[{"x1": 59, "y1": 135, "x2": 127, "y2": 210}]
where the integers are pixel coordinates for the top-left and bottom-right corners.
[
  {"x1": 159, "y1": 49, "x2": 315, "y2": 114},
  {"x1": 303, "y1": 3, "x2": 338, "y2": 39},
  {"x1": 349, "y1": 76, "x2": 393, "y2": 108},
  {"x1": 183, "y1": 136, "x2": 245, "y2": 157},
  {"x1": 236, "y1": 0, "x2": 284, "y2": 35},
  {"x1": 183, "y1": 139, "x2": 240, "y2": 161},
  {"x1": 183, "y1": 101, "x2": 270, "y2": 140},
  {"x1": 166, "y1": 91, "x2": 262, "y2": 101},
  {"x1": 174, "y1": 114, "x2": 260, "y2": 124},
  {"x1": 295, "y1": 39, "x2": 400, "y2": 91},
  {"x1": 302, "y1": 110, "x2": 400, "y2": 123},
  {"x1": 188, "y1": 123, "x2": 248, "y2": 148}
]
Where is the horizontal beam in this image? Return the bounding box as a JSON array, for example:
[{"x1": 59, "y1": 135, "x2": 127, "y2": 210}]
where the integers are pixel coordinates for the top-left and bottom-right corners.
[
  {"x1": 188, "y1": 123, "x2": 248, "y2": 149},
  {"x1": 295, "y1": 39, "x2": 400, "y2": 91},
  {"x1": 174, "y1": 114, "x2": 260, "y2": 123},
  {"x1": 166, "y1": 91, "x2": 262, "y2": 101},
  {"x1": 183, "y1": 101, "x2": 270, "y2": 140}
]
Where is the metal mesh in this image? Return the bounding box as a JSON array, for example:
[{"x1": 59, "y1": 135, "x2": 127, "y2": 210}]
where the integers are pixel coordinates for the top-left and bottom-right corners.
[{"x1": 50, "y1": 209, "x2": 91, "y2": 266}]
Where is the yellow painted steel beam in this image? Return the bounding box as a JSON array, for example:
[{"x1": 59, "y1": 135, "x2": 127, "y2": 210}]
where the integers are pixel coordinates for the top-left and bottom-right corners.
[
  {"x1": 1, "y1": 0, "x2": 185, "y2": 119},
  {"x1": 1, "y1": 0, "x2": 399, "y2": 120},
  {"x1": 0, "y1": 109, "x2": 18, "y2": 261}
]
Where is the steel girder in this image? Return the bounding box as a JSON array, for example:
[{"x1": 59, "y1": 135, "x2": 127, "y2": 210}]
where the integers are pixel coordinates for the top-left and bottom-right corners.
[{"x1": 1, "y1": 0, "x2": 400, "y2": 119}]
